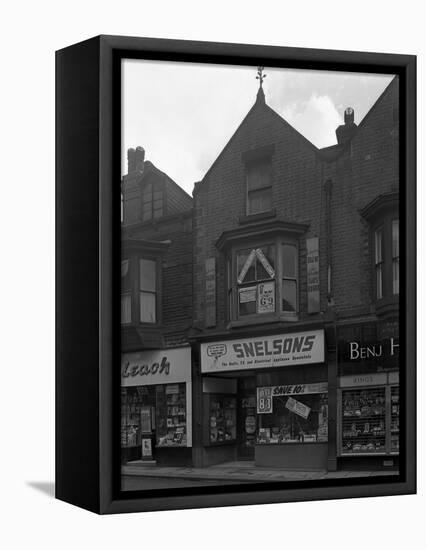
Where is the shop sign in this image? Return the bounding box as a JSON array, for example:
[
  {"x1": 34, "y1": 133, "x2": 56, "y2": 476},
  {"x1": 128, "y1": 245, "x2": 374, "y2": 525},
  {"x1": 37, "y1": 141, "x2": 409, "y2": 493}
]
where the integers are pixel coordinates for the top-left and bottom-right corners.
[
  {"x1": 306, "y1": 237, "x2": 320, "y2": 313},
  {"x1": 121, "y1": 347, "x2": 191, "y2": 387},
  {"x1": 257, "y1": 387, "x2": 273, "y2": 414},
  {"x1": 257, "y1": 281, "x2": 275, "y2": 314},
  {"x1": 339, "y1": 373, "x2": 388, "y2": 388},
  {"x1": 285, "y1": 397, "x2": 311, "y2": 419},
  {"x1": 348, "y1": 338, "x2": 399, "y2": 360},
  {"x1": 201, "y1": 330, "x2": 324, "y2": 373}
]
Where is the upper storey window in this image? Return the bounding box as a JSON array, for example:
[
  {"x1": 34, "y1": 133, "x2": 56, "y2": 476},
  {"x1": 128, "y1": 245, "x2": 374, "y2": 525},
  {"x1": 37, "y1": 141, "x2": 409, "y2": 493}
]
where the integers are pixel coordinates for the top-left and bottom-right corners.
[
  {"x1": 361, "y1": 192, "x2": 399, "y2": 314},
  {"x1": 142, "y1": 183, "x2": 163, "y2": 221},
  {"x1": 246, "y1": 161, "x2": 272, "y2": 215}
]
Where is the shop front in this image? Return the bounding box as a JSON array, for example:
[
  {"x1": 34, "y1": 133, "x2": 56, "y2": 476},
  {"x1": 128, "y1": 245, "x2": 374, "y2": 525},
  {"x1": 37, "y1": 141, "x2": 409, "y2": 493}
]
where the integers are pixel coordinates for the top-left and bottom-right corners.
[
  {"x1": 200, "y1": 329, "x2": 328, "y2": 469},
  {"x1": 337, "y1": 321, "x2": 399, "y2": 470},
  {"x1": 121, "y1": 346, "x2": 192, "y2": 466}
]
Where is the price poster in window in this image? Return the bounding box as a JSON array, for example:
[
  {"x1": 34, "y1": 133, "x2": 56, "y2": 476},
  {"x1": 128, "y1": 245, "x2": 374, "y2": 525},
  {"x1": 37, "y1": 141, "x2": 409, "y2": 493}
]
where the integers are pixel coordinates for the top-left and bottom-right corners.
[
  {"x1": 257, "y1": 387, "x2": 273, "y2": 414},
  {"x1": 257, "y1": 281, "x2": 275, "y2": 313},
  {"x1": 285, "y1": 397, "x2": 311, "y2": 419}
]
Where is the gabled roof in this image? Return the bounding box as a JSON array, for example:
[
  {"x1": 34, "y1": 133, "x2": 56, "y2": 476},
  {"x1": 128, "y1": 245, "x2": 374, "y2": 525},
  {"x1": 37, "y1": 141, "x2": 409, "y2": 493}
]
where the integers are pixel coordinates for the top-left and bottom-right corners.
[
  {"x1": 194, "y1": 89, "x2": 319, "y2": 194},
  {"x1": 142, "y1": 161, "x2": 193, "y2": 203}
]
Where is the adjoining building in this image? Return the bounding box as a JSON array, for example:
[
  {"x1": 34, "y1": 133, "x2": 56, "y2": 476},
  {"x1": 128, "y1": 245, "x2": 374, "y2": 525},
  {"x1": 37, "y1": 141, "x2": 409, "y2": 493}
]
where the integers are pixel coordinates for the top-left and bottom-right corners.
[
  {"x1": 120, "y1": 146, "x2": 194, "y2": 466},
  {"x1": 121, "y1": 76, "x2": 400, "y2": 473}
]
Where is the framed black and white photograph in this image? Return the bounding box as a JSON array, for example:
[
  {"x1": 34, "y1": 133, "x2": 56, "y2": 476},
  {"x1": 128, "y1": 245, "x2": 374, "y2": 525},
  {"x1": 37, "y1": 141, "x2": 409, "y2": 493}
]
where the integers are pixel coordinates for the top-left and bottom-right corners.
[{"x1": 56, "y1": 35, "x2": 416, "y2": 514}]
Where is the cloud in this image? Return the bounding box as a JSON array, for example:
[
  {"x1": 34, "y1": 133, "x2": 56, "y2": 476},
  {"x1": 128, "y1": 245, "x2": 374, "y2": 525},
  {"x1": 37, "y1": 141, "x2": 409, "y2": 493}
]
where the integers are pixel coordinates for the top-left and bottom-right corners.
[
  {"x1": 122, "y1": 60, "x2": 395, "y2": 193},
  {"x1": 281, "y1": 93, "x2": 342, "y2": 148}
]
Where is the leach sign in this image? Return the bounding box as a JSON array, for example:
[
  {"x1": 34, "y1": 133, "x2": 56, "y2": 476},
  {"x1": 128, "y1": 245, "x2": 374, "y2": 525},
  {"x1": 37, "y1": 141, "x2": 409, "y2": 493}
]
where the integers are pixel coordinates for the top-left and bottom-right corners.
[{"x1": 201, "y1": 330, "x2": 324, "y2": 373}]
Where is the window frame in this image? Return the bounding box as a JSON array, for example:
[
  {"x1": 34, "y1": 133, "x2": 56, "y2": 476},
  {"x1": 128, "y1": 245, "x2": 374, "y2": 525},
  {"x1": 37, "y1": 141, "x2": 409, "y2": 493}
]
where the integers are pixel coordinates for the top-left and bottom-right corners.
[
  {"x1": 245, "y1": 159, "x2": 273, "y2": 217},
  {"x1": 120, "y1": 253, "x2": 163, "y2": 327},
  {"x1": 371, "y1": 215, "x2": 399, "y2": 305}
]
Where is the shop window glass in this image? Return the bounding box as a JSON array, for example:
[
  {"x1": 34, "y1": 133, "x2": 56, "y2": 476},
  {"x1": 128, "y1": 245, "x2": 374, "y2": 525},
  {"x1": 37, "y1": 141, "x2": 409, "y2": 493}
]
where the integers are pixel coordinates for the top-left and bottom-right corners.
[
  {"x1": 341, "y1": 387, "x2": 386, "y2": 454},
  {"x1": 208, "y1": 395, "x2": 237, "y2": 443},
  {"x1": 121, "y1": 384, "x2": 187, "y2": 451},
  {"x1": 247, "y1": 162, "x2": 272, "y2": 215},
  {"x1": 155, "y1": 383, "x2": 187, "y2": 447},
  {"x1": 257, "y1": 387, "x2": 328, "y2": 443},
  {"x1": 139, "y1": 258, "x2": 157, "y2": 323}
]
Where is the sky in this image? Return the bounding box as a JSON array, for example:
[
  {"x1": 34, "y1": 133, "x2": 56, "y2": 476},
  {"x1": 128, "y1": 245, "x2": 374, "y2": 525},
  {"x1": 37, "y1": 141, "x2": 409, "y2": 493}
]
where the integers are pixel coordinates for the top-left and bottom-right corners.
[{"x1": 122, "y1": 60, "x2": 394, "y2": 195}]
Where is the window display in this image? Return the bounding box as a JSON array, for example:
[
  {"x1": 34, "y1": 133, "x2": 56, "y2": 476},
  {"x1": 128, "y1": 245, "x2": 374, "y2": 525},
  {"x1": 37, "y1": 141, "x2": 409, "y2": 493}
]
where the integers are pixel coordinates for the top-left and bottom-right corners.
[
  {"x1": 208, "y1": 395, "x2": 237, "y2": 444},
  {"x1": 121, "y1": 383, "x2": 187, "y2": 450},
  {"x1": 156, "y1": 383, "x2": 187, "y2": 447},
  {"x1": 390, "y1": 386, "x2": 399, "y2": 453},
  {"x1": 341, "y1": 387, "x2": 386, "y2": 454},
  {"x1": 257, "y1": 388, "x2": 328, "y2": 444}
]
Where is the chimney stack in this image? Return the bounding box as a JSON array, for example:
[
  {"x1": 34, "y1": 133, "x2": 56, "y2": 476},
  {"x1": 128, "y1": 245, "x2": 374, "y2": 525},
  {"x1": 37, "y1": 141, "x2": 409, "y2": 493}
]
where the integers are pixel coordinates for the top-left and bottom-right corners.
[
  {"x1": 127, "y1": 146, "x2": 145, "y2": 174},
  {"x1": 336, "y1": 107, "x2": 357, "y2": 144}
]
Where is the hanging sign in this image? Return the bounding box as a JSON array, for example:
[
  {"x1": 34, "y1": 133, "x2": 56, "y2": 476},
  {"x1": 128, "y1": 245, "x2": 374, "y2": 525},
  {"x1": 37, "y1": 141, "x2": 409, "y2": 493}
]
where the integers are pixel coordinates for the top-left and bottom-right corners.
[
  {"x1": 257, "y1": 281, "x2": 275, "y2": 313},
  {"x1": 307, "y1": 237, "x2": 320, "y2": 313},
  {"x1": 285, "y1": 397, "x2": 311, "y2": 419},
  {"x1": 237, "y1": 249, "x2": 256, "y2": 284}
]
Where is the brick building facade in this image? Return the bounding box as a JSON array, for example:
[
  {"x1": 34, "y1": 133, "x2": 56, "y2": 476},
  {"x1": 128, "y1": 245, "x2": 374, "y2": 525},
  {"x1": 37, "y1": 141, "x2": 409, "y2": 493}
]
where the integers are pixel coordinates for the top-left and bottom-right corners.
[{"x1": 121, "y1": 77, "x2": 400, "y2": 471}]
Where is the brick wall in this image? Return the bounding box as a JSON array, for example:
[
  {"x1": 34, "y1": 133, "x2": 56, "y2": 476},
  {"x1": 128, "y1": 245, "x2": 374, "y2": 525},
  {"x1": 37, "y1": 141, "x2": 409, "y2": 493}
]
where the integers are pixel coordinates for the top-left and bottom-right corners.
[
  {"x1": 193, "y1": 77, "x2": 399, "y2": 330},
  {"x1": 123, "y1": 213, "x2": 193, "y2": 348},
  {"x1": 329, "y1": 77, "x2": 399, "y2": 317},
  {"x1": 193, "y1": 95, "x2": 326, "y2": 330}
]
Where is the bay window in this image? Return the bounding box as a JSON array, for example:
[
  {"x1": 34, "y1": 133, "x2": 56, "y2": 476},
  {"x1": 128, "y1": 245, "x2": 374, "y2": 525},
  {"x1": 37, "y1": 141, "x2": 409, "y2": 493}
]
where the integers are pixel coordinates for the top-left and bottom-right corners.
[{"x1": 228, "y1": 238, "x2": 299, "y2": 322}]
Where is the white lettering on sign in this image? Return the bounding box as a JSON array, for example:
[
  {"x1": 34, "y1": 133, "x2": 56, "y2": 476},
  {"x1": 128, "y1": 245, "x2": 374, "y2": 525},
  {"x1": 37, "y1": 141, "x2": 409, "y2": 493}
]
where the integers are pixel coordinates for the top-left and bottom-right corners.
[
  {"x1": 349, "y1": 337, "x2": 399, "y2": 360},
  {"x1": 201, "y1": 330, "x2": 324, "y2": 373},
  {"x1": 257, "y1": 387, "x2": 273, "y2": 414}
]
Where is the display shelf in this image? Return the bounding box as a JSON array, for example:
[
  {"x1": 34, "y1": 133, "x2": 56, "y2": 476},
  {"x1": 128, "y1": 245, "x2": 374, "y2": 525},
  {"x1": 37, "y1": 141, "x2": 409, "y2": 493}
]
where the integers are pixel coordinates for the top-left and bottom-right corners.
[
  {"x1": 340, "y1": 387, "x2": 387, "y2": 455},
  {"x1": 204, "y1": 393, "x2": 237, "y2": 446}
]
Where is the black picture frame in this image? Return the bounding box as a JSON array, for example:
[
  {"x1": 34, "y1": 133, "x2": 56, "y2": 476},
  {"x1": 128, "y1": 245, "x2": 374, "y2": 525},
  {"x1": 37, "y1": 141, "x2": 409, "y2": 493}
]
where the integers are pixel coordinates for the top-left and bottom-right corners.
[{"x1": 56, "y1": 35, "x2": 416, "y2": 514}]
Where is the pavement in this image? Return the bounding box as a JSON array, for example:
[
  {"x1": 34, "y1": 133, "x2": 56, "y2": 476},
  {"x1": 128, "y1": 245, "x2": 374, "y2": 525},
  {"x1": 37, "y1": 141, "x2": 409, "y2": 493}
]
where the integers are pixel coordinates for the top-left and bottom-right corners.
[{"x1": 122, "y1": 460, "x2": 398, "y2": 483}]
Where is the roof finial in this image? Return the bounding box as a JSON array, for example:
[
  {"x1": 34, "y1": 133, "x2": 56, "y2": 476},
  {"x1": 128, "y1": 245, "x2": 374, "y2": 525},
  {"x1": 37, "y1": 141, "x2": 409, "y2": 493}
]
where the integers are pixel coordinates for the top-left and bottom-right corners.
[{"x1": 256, "y1": 66, "x2": 267, "y2": 89}]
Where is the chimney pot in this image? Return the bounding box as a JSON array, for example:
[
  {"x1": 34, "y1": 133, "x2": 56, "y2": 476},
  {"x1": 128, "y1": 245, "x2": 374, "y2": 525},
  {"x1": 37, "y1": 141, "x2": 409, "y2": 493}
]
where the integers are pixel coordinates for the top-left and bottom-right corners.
[{"x1": 127, "y1": 148, "x2": 136, "y2": 173}]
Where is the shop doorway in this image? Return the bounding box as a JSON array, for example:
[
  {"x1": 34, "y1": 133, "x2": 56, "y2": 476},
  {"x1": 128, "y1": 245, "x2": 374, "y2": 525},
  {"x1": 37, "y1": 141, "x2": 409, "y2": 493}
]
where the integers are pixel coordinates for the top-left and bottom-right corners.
[{"x1": 237, "y1": 377, "x2": 257, "y2": 460}]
